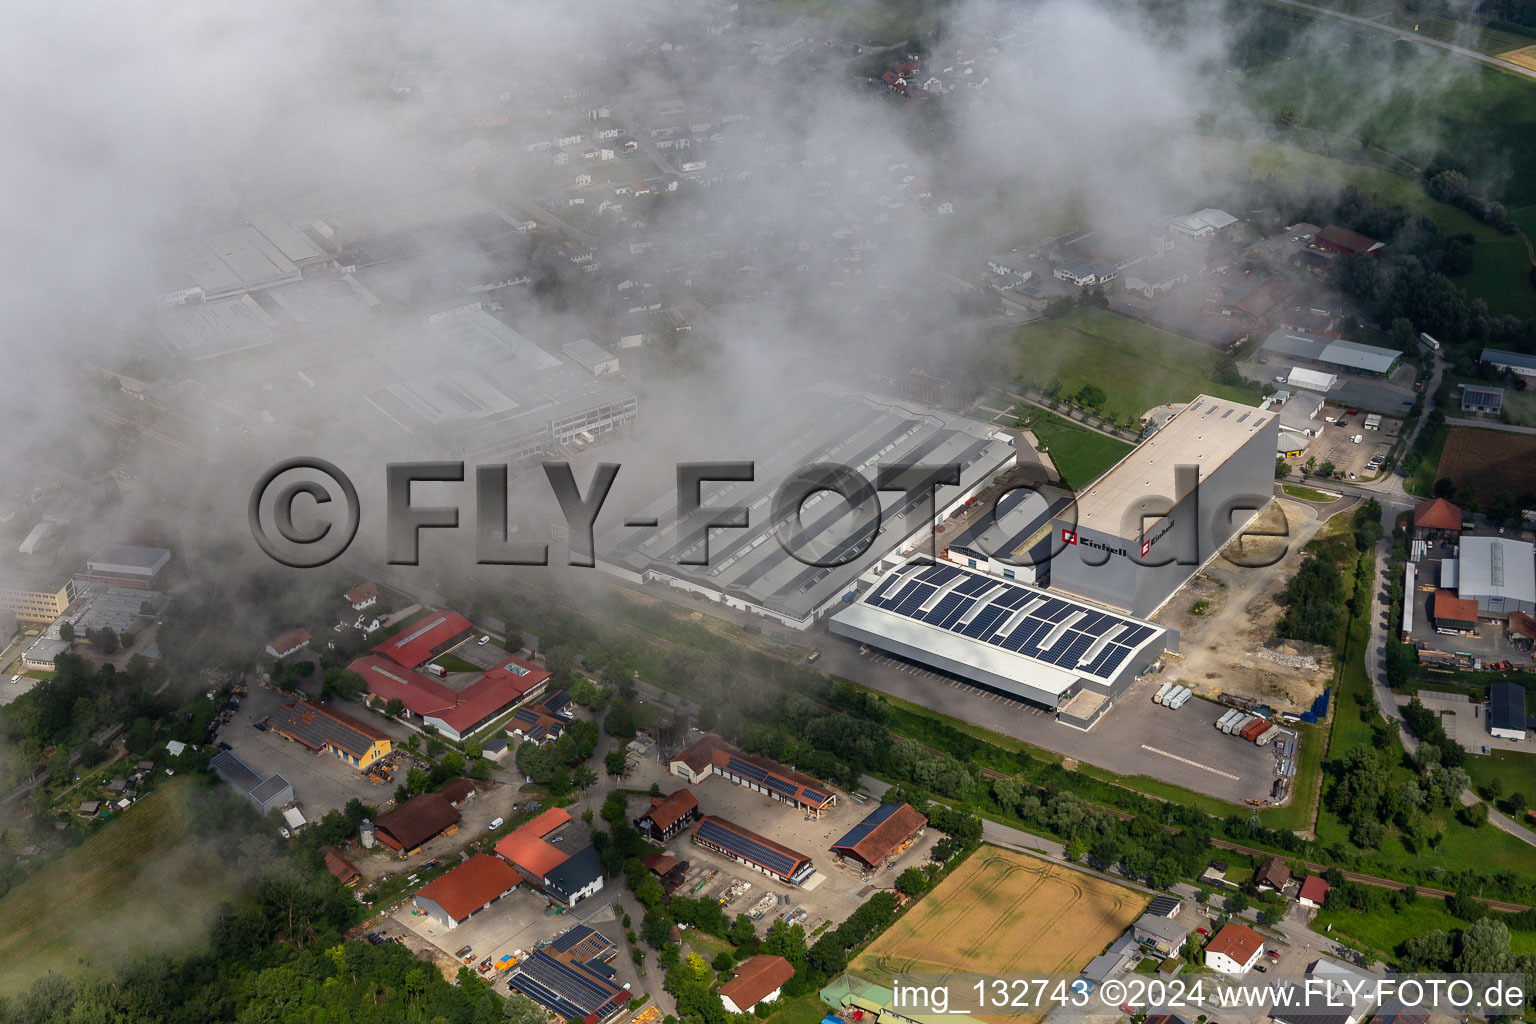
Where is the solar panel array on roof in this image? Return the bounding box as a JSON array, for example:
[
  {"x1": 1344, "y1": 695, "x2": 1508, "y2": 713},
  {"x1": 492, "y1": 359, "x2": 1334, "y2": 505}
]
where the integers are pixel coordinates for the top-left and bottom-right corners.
[
  {"x1": 832, "y1": 801, "x2": 902, "y2": 850},
  {"x1": 210, "y1": 749, "x2": 262, "y2": 791},
  {"x1": 550, "y1": 924, "x2": 612, "y2": 957},
  {"x1": 695, "y1": 819, "x2": 807, "y2": 879},
  {"x1": 250, "y1": 774, "x2": 292, "y2": 805},
  {"x1": 862, "y1": 562, "x2": 1154, "y2": 681},
  {"x1": 508, "y1": 949, "x2": 625, "y2": 1020}
]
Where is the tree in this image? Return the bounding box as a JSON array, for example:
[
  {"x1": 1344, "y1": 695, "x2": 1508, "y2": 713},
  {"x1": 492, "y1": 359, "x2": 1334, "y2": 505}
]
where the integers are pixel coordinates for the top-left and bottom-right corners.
[
  {"x1": 896, "y1": 867, "x2": 929, "y2": 897},
  {"x1": 712, "y1": 950, "x2": 735, "y2": 973},
  {"x1": 1275, "y1": 457, "x2": 1292, "y2": 479},
  {"x1": 1274, "y1": 106, "x2": 1300, "y2": 131},
  {"x1": 58, "y1": 622, "x2": 74, "y2": 642},
  {"x1": 504, "y1": 993, "x2": 548, "y2": 1024},
  {"x1": 385, "y1": 698, "x2": 405, "y2": 719},
  {"x1": 1433, "y1": 477, "x2": 1457, "y2": 499},
  {"x1": 1317, "y1": 461, "x2": 1336, "y2": 479},
  {"x1": 605, "y1": 750, "x2": 629, "y2": 777},
  {"x1": 729, "y1": 914, "x2": 757, "y2": 946},
  {"x1": 1076, "y1": 383, "x2": 1107, "y2": 410},
  {"x1": 1455, "y1": 917, "x2": 1512, "y2": 973},
  {"x1": 573, "y1": 765, "x2": 597, "y2": 791},
  {"x1": 604, "y1": 704, "x2": 637, "y2": 739}
]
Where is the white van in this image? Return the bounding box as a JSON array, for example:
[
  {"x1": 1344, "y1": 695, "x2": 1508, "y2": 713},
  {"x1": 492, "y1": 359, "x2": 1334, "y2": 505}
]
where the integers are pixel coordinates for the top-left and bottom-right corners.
[
  {"x1": 478, "y1": 635, "x2": 491, "y2": 646},
  {"x1": 488, "y1": 818, "x2": 504, "y2": 831}
]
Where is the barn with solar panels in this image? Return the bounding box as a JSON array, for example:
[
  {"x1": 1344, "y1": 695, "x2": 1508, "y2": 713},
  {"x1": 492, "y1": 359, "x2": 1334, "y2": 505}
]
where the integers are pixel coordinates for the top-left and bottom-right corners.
[
  {"x1": 670, "y1": 735, "x2": 837, "y2": 814},
  {"x1": 692, "y1": 816, "x2": 816, "y2": 885},
  {"x1": 830, "y1": 560, "x2": 1173, "y2": 725},
  {"x1": 830, "y1": 802, "x2": 927, "y2": 871},
  {"x1": 505, "y1": 925, "x2": 629, "y2": 1022}
]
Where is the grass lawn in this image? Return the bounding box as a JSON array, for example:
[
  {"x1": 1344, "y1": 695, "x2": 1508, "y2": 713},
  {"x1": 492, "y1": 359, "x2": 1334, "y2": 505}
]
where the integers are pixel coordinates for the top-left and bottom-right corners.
[
  {"x1": 993, "y1": 309, "x2": 1261, "y2": 426},
  {"x1": 1464, "y1": 749, "x2": 1536, "y2": 806},
  {"x1": 1406, "y1": 424, "x2": 1448, "y2": 498},
  {"x1": 1027, "y1": 414, "x2": 1134, "y2": 489},
  {"x1": 758, "y1": 994, "x2": 829, "y2": 1024},
  {"x1": 1315, "y1": 899, "x2": 1536, "y2": 959},
  {"x1": 1282, "y1": 483, "x2": 1340, "y2": 502},
  {"x1": 435, "y1": 653, "x2": 483, "y2": 673},
  {"x1": 0, "y1": 779, "x2": 233, "y2": 995}
]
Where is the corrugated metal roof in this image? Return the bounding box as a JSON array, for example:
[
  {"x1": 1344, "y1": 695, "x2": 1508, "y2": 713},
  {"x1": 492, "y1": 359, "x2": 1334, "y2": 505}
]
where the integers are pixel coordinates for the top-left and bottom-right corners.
[{"x1": 1458, "y1": 537, "x2": 1535, "y2": 605}]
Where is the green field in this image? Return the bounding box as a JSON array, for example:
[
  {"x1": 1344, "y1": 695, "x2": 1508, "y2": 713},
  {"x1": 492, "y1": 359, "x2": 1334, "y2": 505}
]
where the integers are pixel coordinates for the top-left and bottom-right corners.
[
  {"x1": 1027, "y1": 415, "x2": 1134, "y2": 489},
  {"x1": 760, "y1": 994, "x2": 829, "y2": 1024},
  {"x1": 1316, "y1": 899, "x2": 1536, "y2": 959},
  {"x1": 0, "y1": 780, "x2": 233, "y2": 994},
  {"x1": 993, "y1": 308, "x2": 1260, "y2": 423},
  {"x1": 1464, "y1": 748, "x2": 1536, "y2": 807}
]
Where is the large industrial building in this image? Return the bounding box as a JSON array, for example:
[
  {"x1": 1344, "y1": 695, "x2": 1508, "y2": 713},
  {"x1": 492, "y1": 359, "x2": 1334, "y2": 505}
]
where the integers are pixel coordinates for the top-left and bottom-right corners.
[
  {"x1": 1481, "y1": 348, "x2": 1536, "y2": 379},
  {"x1": 411, "y1": 854, "x2": 522, "y2": 928},
  {"x1": 829, "y1": 561, "x2": 1173, "y2": 726},
  {"x1": 942, "y1": 486, "x2": 1073, "y2": 585},
  {"x1": 80, "y1": 545, "x2": 171, "y2": 589},
  {"x1": 599, "y1": 388, "x2": 1016, "y2": 629},
  {"x1": 1455, "y1": 537, "x2": 1535, "y2": 618},
  {"x1": 364, "y1": 304, "x2": 638, "y2": 462},
  {"x1": 1262, "y1": 330, "x2": 1400, "y2": 377},
  {"x1": 1048, "y1": 394, "x2": 1277, "y2": 618},
  {"x1": 506, "y1": 925, "x2": 629, "y2": 1023},
  {"x1": 263, "y1": 700, "x2": 392, "y2": 770}
]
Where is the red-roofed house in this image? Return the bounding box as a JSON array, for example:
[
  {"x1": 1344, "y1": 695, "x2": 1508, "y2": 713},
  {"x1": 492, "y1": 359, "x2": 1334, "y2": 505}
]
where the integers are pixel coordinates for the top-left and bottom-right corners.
[
  {"x1": 372, "y1": 610, "x2": 474, "y2": 669},
  {"x1": 349, "y1": 652, "x2": 550, "y2": 742},
  {"x1": 1413, "y1": 497, "x2": 1462, "y2": 540},
  {"x1": 494, "y1": 808, "x2": 574, "y2": 885},
  {"x1": 1315, "y1": 225, "x2": 1384, "y2": 256},
  {"x1": 635, "y1": 788, "x2": 700, "y2": 842},
  {"x1": 1204, "y1": 922, "x2": 1265, "y2": 975},
  {"x1": 412, "y1": 854, "x2": 522, "y2": 928},
  {"x1": 718, "y1": 954, "x2": 796, "y2": 1014},
  {"x1": 345, "y1": 582, "x2": 379, "y2": 610},
  {"x1": 1298, "y1": 875, "x2": 1331, "y2": 908},
  {"x1": 266, "y1": 628, "x2": 311, "y2": 660}
]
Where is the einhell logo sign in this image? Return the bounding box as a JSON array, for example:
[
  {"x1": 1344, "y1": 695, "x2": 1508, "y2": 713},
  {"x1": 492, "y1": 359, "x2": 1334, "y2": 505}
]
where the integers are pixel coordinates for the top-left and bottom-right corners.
[
  {"x1": 1061, "y1": 528, "x2": 1078, "y2": 545},
  {"x1": 1064, "y1": 531, "x2": 1129, "y2": 559},
  {"x1": 1140, "y1": 539, "x2": 1152, "y2": 558}
]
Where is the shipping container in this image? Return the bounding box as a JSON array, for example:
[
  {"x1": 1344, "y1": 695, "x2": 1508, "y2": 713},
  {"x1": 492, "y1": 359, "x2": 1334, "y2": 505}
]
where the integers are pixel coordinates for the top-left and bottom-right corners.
[
  {"x1": 1217, "y1": 709, "x2": 1241, "y2": 731},
  {"x1": 1253, "y1": 724, "x2": 1276, "y2": 745},
  {"x1": 1153, "y1": 680, "x2": 1173, "y2": 704}
]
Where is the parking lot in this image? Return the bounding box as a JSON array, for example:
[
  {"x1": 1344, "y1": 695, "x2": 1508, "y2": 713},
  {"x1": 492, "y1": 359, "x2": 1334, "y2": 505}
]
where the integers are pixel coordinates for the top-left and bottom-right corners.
[
  {"x1": 1403, "y1": 689, "x2": 1536, "y2": 755},
  {"x1": 619, "y1": 754, "x2": 938, "y2": 938},
  {"x1": 817, "y1": 637, "x2": 1282, "y2": 804},
  {"x1": 223, "y1": 683, "x2": 396, "y2": 816},
  {"x1": 1302, "y1": 404, "x2": 1399, "y2": 481}
]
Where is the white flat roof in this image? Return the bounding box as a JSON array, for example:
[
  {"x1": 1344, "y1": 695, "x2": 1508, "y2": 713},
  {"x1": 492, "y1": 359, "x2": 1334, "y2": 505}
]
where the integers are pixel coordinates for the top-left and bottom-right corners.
[
  {"x1": 1074, "y1": 395, "x2": 1270, "y2": 527},
  {"x1": 1458, "y1": 536, "x2": 1535, "y2": 605}
]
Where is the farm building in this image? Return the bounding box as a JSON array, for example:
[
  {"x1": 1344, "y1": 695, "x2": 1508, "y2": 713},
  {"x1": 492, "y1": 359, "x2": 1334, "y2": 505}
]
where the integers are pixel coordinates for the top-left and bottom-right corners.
[
  {"x1": 1314, "y1": 225, "x2": 1384, "y2": 256},
  {"x1": 507, "y1": 693, "x2": 571, "y2": 744},
  {"x1": 1412, "y1": 498, "x2": 1462, "y2": 541},
  {"x1": 1168, "y1": 208, "x2": 1238, "y2": 239},
  {"x1": 718, "y1": 954, "x2": 796, "y2": 1014},
  {"x1": 830, "y1": 560, "x2": 1174, "y2": 725},
  {"x1": 496, "y1": 809, "x2": 574, "y2": 884},
  {"x1": 372, "y1": 791, "x2": 461, "y2": 855},
  {"x1": 634, "y1": 788, "x2": 701, "y2": 842},
  {"x1": 209, "y1": 749, "x2": 293, "y2": 813},
  {"x1": 692, "y1": 816, "x2": 815, "y2": 885},
  {"x1": 1204, "y1": 922, "x2": 1265, "y2": 975},
  {"x1": 1481, "y1": 348, "x2": 1536, "y2": 379},
  {"x1": 1047, "y1": 395, "x2": 1277, "y2": 618},
  {"x1": 1298, "y1": 876, "x2": 1330, "y2": 908},
  {"x1": 1508, "y1": 611, "x2": 1536, "y2": 651},
  {"x1": 1285, "y1": 367, "x2": 1337, "y2": 393},
  {"x1": 670, "y1": 734, "x2": 837, "y2": 814},
  {"x1": 596, "y1": 388, "x2": 1015, "y2": 631},
  {"x1": 941, "y1": 486, "x2": 1073, "y2": 585},
  {"x1": 322, "y1": 846, "x2": 362, "y2": 886},
  {"x1": 830, "y1": 802, "x2": 927, "y2": 871},
  {"x1": 506, "y1": 925, "x2": 628, "y2": 1022},
  {"x1": 265, "y1": 628, "x2": 311, "y2": 660},
  {"x1": 1489, "y1": 683, "x2": 1528, "y2": 742},
  {"x1": 1456, "y1": 537, "x2": 1536, "y2": 617},
  {"x1": 264, "y1": 700, "x2": 392, "y2": 769},
  {"x1": 371, "y1": 610, "x2": 474, "y2": 668},
  {"x1": 1262, "y1": 331, "x2": 1399, "y2": 377},
  {"x1": 1460, "y1": 385, "x2": 1504, "y2": 414},
  {"x1": 411, "y1": 854, "x2": 521, "y2": 928},
  {"x1": 1432, "y1": 590, "x2": 1479, "y2": 633}
]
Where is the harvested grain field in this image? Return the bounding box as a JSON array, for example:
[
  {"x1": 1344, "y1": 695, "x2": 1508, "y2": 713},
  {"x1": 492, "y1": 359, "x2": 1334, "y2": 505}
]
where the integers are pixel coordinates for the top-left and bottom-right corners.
[
  {"x1": 1500, "y1": 44, "x2": 1536, "y2": 74},
  {"x1": 1437, "y1": 427, "x2": 1536, "y2": 502},
  {"x1": 851, "y1": 846, "x2": 1145, "y2": 980}
]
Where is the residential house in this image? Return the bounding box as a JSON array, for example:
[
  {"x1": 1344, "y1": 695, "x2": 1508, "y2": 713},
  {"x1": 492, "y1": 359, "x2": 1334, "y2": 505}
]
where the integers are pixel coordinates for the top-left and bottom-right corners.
[
  {"x1": 718, "y1": 955, "x2": 796, "y2": 1014},
  {"x1": 1204, "y1": 922, "x2": 1264, "y2": 975}
]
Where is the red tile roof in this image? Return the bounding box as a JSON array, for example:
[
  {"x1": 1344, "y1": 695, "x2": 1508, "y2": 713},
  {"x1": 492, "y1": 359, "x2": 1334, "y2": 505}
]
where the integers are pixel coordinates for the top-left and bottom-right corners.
[
  {"x1": 520, "y1": 807, "x2": 573, "y2": 838},
  {"x1": 322, "y1": 845, "x2": 361, "y2": 886},
  {"x1": 642, "y1": 789, "x2": 699, "y2": 831},
  {"x1": 1298, "y1": 876, "x2": 1331, "y2": 904},
  {"x1": 1434, "y1": 589, "x2": 1480, "y2": 625},
  {"x1": 372, "y1": 610, "x2": 473, "y2": 668},
  {"x1": 718, "y1": 955, "x2": 796, "y2": 1011},
  {"x1": 1206, "y1": 922, "x2": 1264, "y2": 965},
  {"x1": 349, "y1": 655, "x2": 458, "y2": 715},
  {"x1": 832, "y1": 802, "x2": 927, "y2": 867},
  {"x1": 1316, "y1": 225, "x2": 1381, "y2": 255},
  {"x1": 1414, "y1": 497, "x2": 1462, "y2": 531},
  {"x1": 414, "y1": 854, "x2": 521, "y2": 922},
  {"x1": 268, "y1": 627, "x2": 311, "y2": 654},
  {"x1": 345, "y1": 582, "x2": 379, "y2": 605},
  {"x1": 495, "y1": 831, "x2": 570, "y2": 879},
  {"x1": 349, "y1": 652, "x2": 542, "y2": 735},
  {"x1": 1509, "y1": 610, "x2": 1536, "y2": 641},
  {"x1": 673, "y1": 734, "x2": 731, "y2": 774}
]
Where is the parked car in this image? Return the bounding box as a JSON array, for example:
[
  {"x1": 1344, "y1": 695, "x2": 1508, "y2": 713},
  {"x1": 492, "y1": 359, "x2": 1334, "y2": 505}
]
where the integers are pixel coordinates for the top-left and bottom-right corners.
[
  {"x1": 806, "y1": 650, "x2": 822, "y2": 663},
  {"x1": 1254, "y1": 964, "x2": 1268, "y2": 973},
  {"x1": 1197, "y1": 927, "x2": 1209, "y2": 936},
  {"x1": 478, "y1": 635, "x2": 491, "y2": 645}
]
